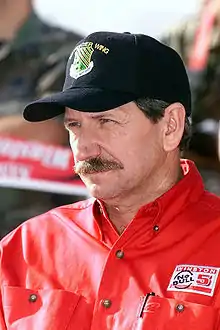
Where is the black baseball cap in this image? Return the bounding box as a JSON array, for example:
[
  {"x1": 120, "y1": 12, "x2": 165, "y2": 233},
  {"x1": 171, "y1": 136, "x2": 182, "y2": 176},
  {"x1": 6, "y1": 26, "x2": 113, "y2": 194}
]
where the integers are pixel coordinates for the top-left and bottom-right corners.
[{"x1": 23, "y1": 31, "x2": 191, "y2": 122}]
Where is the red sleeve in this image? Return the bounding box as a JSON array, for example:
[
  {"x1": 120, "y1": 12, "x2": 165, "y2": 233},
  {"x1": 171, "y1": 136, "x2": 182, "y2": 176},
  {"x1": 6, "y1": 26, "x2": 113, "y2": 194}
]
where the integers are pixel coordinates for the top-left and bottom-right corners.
[{"x1": 0, "y1": 312, "x2": 6, "y2": 330}]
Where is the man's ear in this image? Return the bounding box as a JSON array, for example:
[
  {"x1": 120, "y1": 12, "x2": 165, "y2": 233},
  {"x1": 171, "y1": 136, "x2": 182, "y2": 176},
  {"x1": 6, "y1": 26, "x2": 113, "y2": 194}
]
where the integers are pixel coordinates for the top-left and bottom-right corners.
[{"x1": 162, "y1": 102, "x2": 185, "y2": 152}]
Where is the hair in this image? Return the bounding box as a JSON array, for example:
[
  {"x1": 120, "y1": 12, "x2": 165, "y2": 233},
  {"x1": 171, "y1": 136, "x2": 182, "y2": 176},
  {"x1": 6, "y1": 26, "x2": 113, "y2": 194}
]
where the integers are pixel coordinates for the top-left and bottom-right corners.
[{"x1": 134, "y1": 97, "x2": 192, "y2": 151}]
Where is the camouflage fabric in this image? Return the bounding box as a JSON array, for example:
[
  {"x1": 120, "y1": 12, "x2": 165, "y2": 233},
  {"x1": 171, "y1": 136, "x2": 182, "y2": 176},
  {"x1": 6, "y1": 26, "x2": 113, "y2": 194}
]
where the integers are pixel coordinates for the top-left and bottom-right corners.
[
  {"x1": 161, "y1": 15, "x2": 220, "y2": 194},
  {"x1": 0, "y1": 12, "x2": 82, "y2": 116},
  {"x1": 161, "y1": 16, "x2": 220, "y2": 65},
  {"x1": 0, "y1": 12, "x2": 83, "y2": 237},
  {"x1": 161, "y1": 16, "x2": 220, "y2": 123}
]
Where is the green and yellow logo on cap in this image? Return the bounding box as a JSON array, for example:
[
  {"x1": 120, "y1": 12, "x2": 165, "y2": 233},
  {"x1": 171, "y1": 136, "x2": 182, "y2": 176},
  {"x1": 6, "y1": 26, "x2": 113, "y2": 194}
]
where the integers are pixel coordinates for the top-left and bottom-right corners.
[
  {"x1": 69, "y1": 41, "x2": 110, "y2": 79},
  {"x1": 70, "y1": 42, "x2": 94, "y2": 79}
]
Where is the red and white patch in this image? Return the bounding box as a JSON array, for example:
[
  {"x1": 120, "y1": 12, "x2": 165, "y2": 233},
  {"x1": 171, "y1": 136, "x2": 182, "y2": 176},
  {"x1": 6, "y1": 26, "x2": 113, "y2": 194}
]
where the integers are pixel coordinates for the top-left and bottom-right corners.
[{"x1": 167, "y1": 264, "x2": 219, "y2": 297}]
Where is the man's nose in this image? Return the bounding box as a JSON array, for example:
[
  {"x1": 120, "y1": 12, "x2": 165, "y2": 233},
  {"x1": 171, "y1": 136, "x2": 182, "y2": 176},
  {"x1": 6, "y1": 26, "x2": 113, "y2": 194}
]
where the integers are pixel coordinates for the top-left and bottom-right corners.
[{"x1": 70, "y1": 133, "x2": 101, "y2": 162}]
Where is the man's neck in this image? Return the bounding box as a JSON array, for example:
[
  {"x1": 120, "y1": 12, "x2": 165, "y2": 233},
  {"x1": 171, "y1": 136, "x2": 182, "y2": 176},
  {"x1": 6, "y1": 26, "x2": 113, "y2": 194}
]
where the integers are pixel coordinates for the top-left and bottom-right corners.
[
  {"x1": 0, "y1": 0, "x2": 32, "y2": 41},
  {"x1": 103, "y1": 155, "x2": 183, "y2": 233}
]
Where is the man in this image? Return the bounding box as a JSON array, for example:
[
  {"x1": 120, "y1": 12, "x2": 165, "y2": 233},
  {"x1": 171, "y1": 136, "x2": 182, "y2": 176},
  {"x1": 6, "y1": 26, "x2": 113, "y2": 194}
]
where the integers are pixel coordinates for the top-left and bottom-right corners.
[
  {"x1": 0, "y1": 31, "x2": 220, "y2": 329},
  {"x1": 0, "y1": 0, "x2": 81, "y2": 136},
  {"x1": 0, "y1": 0, "x2": 82, "y2": 237}
]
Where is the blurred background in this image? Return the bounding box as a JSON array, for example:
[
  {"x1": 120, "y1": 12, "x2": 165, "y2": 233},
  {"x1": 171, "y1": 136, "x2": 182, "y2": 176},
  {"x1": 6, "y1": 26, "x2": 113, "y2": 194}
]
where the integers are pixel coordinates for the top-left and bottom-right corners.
[{"x1": 0, "y1": 0, "x2": 220, "y2": 238}]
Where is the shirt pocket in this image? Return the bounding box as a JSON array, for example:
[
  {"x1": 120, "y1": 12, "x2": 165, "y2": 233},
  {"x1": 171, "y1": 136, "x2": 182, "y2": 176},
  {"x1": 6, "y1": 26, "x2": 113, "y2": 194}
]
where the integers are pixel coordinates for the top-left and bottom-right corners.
[
  {"x1": 133, "y1": 296, "x2": 220, "y2": 330},
  {"x1": 2, "y1": 286, "x2": 82, "y2": 330}
]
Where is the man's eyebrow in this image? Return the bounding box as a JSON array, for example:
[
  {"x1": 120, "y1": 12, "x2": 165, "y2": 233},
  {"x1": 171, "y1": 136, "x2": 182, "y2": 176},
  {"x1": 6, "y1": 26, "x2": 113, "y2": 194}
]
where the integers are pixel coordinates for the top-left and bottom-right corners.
[
  {"x1": 89, "y1": 113, "x2": 110, "y2": 119},
  {"x1": 64, "y1": 113, "x2": 115, "y2": 123}
]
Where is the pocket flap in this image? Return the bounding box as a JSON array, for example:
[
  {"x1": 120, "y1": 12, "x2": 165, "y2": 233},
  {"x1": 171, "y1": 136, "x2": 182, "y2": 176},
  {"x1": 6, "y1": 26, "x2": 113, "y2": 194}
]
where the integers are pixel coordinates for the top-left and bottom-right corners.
[{"x1": 2, "y1": 286, "x2": 80, "y2": 329}]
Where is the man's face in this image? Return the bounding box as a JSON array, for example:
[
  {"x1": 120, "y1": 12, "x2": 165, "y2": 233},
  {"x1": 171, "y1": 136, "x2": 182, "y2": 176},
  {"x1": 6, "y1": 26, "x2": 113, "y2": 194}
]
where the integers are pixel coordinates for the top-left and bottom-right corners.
[
  {"x1": 64, "y1": 102, "x2": 167, "y2": 200},
  {"x1": 0, "y1": 1, "x2": 8, "y2": 9}
]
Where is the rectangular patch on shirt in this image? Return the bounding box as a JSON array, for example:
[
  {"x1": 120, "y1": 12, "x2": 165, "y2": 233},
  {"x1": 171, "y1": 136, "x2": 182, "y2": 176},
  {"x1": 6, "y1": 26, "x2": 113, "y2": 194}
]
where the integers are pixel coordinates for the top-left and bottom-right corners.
[{"x1": 167, "y1": 264, "x2": 220, "y2": 297}]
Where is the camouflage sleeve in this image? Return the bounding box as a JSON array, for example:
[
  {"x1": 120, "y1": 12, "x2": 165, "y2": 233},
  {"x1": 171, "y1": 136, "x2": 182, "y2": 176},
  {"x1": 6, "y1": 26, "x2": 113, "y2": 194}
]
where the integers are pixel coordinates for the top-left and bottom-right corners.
[
  {"x1": 0, "y1": 15, "x2": 82, "y2": 117},
  {"x1": 35, "y1": 38, "x2": 79, "y2": 98}
]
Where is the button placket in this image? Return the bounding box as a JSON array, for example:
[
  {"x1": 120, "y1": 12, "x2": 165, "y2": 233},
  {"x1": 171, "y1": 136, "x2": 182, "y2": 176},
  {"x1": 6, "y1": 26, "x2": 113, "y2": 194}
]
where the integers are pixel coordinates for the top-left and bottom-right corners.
[
  {"x1": 149, "y1": 201, "x2": 160, "y2": 234},
  {"x1": 95, "y1": 239, "x2": 127, "y2": 318}
]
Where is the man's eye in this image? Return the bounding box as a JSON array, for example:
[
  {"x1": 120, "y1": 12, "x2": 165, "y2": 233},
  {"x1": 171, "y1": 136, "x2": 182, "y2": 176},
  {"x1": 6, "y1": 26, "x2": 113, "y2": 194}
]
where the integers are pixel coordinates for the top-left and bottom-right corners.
[{"x1": 67, "y1": 122, "x2": 81, "y2": 128}]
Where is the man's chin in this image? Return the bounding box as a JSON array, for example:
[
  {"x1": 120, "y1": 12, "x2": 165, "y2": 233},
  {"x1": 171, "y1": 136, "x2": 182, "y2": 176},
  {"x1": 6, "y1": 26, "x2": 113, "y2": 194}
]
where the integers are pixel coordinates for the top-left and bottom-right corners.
[
  {"x1": 79, "y1": 171, "x2": 121, "y2": 198},
  {"x1": 84, "y1": 182, "x2": 116, "y2": 200}
]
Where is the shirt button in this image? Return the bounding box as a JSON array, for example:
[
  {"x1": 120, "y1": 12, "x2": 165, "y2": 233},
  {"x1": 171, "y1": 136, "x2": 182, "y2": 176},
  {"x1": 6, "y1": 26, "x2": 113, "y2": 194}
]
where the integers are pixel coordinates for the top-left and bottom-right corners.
[
  {"x1": 29, "y1": 294, "x2": 38, "y2": 303},
  {"x1": 153, "y1": 225, "x2": 159, "y2": 232},
  {"x1": 115, "y1": 250, "x2": 124, "y2": 259},
  {"x1": 102, "y1": 299, "x2": 112, "y2": 308},
  {"x1": 176, "y1": 304, "x2": 185, "y2": 312}
]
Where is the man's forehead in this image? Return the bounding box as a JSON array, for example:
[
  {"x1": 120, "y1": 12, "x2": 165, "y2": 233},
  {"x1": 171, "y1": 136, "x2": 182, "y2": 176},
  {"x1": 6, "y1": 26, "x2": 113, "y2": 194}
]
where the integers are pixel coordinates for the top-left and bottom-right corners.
[{"x1": 64, "y1": 105, "x2": 131, "y2": 118}]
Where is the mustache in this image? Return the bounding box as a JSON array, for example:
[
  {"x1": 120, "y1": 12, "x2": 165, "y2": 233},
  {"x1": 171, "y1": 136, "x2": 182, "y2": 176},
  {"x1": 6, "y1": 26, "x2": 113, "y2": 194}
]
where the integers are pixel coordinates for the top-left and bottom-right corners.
[{"x1": 74, "y1": 157, "x2": 123, "y2": 175}]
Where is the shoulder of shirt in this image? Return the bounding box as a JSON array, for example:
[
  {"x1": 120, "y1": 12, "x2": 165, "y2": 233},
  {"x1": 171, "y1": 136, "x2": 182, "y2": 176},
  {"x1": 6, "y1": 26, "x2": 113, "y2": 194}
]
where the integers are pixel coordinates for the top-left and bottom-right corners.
[
  {"x1": 0, "y1": 198, "x2": 95, "y2": 246},
  {"x1": 54, "y1": 198, "x2": 95, "y2": 211},
  {"x1": 10, "y1": 13, "x2": 82, "y2": 54},
  {"x1": 200, "y1": 190, "x2": 220, "y2": 212},
  {"x1": 25, "y1": 14, "x2": 82, "y2": 46},
  {"x1": 160, "y1": 14, "x2": 199, "y2": 49},
  {"x1": 162, "y1": 14, "x2": 198, "y2": 37}
]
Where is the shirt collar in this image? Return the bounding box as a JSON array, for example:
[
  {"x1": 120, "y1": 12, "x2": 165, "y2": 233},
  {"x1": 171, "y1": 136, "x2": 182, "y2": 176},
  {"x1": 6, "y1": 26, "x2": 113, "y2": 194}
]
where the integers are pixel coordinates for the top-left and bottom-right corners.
[
  {"x1": 93, "y1": 159, "x2": 204, "y2": 224},
  {"x1": 156, "y1": 159, "x2": 204, "y2": 217}
]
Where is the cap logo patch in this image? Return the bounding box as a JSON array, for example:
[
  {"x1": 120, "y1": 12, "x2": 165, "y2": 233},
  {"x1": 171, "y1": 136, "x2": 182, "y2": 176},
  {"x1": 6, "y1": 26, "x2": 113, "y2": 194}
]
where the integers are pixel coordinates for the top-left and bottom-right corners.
[
  {"x1": 70, "y1": 42, "x2": 94, "y2": 79},
  {"x1": 69, "y1": 42, "x2": 110, "y2": 80}
]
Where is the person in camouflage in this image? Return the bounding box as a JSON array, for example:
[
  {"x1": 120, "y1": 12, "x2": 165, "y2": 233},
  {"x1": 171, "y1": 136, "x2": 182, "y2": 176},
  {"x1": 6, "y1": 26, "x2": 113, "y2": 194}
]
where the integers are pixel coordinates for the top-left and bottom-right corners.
[
  {"x1": 0, "y1": 0, "x2": 82, "y2": 122},
  {"x1": 161, "y1": 0, "x2": 220, "y2": 195},
  {"x1": 0, "y1": 0, "x2": 83, "y2": 238}
]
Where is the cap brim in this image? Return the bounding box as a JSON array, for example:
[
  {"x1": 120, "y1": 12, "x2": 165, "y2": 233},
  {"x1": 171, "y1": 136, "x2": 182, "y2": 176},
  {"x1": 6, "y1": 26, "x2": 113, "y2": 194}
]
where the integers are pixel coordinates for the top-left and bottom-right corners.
[{"x1": 23, "y1": 87, "x2": 137, "y2": 122}]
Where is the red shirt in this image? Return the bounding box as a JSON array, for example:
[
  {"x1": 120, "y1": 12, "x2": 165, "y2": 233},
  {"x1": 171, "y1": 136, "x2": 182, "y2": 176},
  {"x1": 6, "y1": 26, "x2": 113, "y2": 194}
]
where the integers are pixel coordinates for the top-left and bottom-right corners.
[{"x1": 0, "y1": 160, "x2": 220, "y2": 330}]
